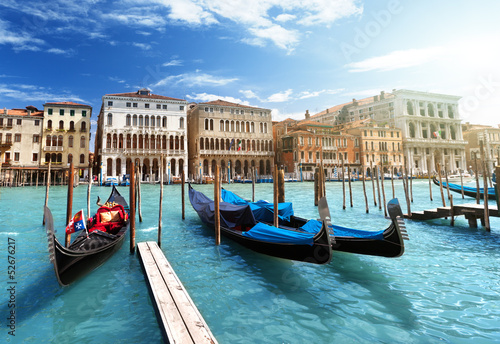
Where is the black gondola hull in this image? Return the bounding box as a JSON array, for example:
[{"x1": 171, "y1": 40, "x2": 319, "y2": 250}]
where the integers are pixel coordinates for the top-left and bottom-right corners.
[{"x1": 433, "y1": 177, "x2": 496, "y2": 200}]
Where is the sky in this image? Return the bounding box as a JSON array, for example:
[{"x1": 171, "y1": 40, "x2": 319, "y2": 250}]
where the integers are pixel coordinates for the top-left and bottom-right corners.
[{"x1": 1, "y1": 0, "x2": 500, "y2": 149}]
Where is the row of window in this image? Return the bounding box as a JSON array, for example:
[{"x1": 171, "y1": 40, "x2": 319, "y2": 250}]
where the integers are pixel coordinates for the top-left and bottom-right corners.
[
  {"x1": 0, "y1": 118, "x2": 41, "y2": 127},
  {"x1": 204, "y1": 119, "x2": 269, "y2": 134},
  {"x1": 364, "y1": 141, "x2": 401, "y2": 152},
  {"x1": 46, "y1": 135, "x2": 86, "y2": 148},
  {"x1": 299, "y1": 136, "x2": 350, "y2": 148},
  {"x1": 47, "y1": 108, "x2": 88, "y2": 117},
  {"x1": 363, "y1": 130, "x2": 400, "y2": 138},
  {"x1": 407, "y1": 102, "x2": 455, "y2": 118},
  {"x1": 204, "y1": 107, "x2": 269, "y2": 117},
  {"x1": 46, "y1": 120, "x2": 87, "y2": 131},
  {"x1": 107, "y1": 101, "x2": 185, "y2": 111},
  {"x1": 106, "y1": 133, "x2": 185, "y2": 150},
  {"x1": 408, "y1": 122, "x2": 458, "y2": 140},
  {"x1": 107, "y1": 114, "x2": 185, "y2": 129},
  {"x1": 44, "y1": 153, "x2": 86, "y2": 164},
  {"x1": 199, "y1": 137, "x2": 273, "y2": 152}
]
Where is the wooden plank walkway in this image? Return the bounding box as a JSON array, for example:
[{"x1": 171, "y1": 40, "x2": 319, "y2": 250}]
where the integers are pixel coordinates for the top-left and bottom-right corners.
[
  {"x1": 137, "y1": 241, "x2": 218, "y2": 344},
  {"x1": 404, "y1": 203, "x2": 499, "y2": 227}
]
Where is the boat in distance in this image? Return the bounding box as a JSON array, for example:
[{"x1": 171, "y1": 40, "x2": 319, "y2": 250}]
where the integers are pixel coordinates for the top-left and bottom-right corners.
[
  {"x1": 221, "y1": 188, "x2": 408, "y2": 258},
  {"x1": 45, "y1": 186, "x2": 129, "y2": 286},
  {"x1": 188, "y1": 184, "x2": 332, "y2": 265}
]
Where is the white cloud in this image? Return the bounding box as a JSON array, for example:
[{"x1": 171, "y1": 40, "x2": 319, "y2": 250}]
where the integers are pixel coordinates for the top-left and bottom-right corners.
[
  {"x1": 0, "y1": 83, "x2": 86, "y2": 103},
  {"x1": 0, "y1": 19, "x2": 45, "y2": 51},
  {"x1": 163, "y1": 59, "x2": 183, "y2": 67},
  {"x1": 240, "y1": 90, "x2": 261, "y2": 101},
  {"x1": 266, "y1": 89, "x2": 293, "y2": 103},
  {"x1": 275, "y1": 14, "x2": 296, "y2": 23},
  {"x1": 346, "y1": 47, "x2": 445, "y2": 73},
  {"x1": 298, "y1": 89, "x2": 343, "y2": 99},
  {"x1": 153, "y1": 72, "x2": 238, "y2": 87},
  {"x1": 47, "y1": 48, "x2": 72, "y2": 55},
  {"x1": 249, "y1": 25, "x2": 299, "y2": 53},
  {"x1": 132, "y1": 42, "x2": 152, "y2": 50},
  {"x1": 186, "y1": 93, "x2": 250, "y2": 105}
]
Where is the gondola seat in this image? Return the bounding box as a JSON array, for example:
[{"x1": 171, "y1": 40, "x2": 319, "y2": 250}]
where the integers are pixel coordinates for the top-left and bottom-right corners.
[{"x1": 91, "y1": 204, "x2": 127, "y2": 234}]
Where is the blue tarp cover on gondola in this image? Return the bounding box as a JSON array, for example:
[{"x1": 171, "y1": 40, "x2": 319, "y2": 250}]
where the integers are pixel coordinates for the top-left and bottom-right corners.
[
  {"x1": 189, "y1": 187, "x2": 257, "y2": 229},
  {"x1": 441, "y1": 181, "x2": 495, "y2": 196},
  {"x1": 243, "y1": 222, "x2": 315, "y2": 245},
  {"x1": 221, "y1": 189, "x2": 294, "y2": 222},
  {"x1": 299, "y1": 219, "x2": 385, "y2": 240}
]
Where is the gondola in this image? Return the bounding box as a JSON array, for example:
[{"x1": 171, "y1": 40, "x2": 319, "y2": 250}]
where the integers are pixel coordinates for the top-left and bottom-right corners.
[
  {"x1": 221, "y1": 188, "x2": 408, "y2": 258},
  {"x1": 44, "y1": 186, "x2": 129, "y2": 286},
  {"x1": 188, "y1": 184, "x2": 332, "y2": 264},
  {"x1": 432, "y1": 177, "x2": 496, "y2": 200}
]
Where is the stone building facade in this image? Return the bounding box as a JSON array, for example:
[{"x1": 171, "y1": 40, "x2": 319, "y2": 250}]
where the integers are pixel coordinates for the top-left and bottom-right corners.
[
  {"x1": 95, "y1": 88, "x2": 188, "y2": 183},
  {"x1": 41, "y1": 101, "x2": 92, "y2": 177},
  {"x1": 187, "y1": 100, "x2": 274, "y2": 180},
  {"x1": 462, "y1": 123, "x2": 500, "y2": 174}
]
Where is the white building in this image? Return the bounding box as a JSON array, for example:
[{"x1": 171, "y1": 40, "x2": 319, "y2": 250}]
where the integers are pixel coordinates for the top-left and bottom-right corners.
[
  {"x1": 313, "y1": 89, "x2": 467, "y2": 174},
  {"x1": 95, "y1": 88, "x2": 188, "y2": 183}
]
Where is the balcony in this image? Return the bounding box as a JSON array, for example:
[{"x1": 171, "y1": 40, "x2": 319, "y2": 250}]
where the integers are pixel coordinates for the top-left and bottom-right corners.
[
  {"x1": 199, "y1": 149, "x2": 274, "y2": 157},
  {"x1": 44, "y1": 146, "x2": 64, "y2": 152},
  {"x1": 102, "y1": 147, "x2": 187, "y2": 157}
]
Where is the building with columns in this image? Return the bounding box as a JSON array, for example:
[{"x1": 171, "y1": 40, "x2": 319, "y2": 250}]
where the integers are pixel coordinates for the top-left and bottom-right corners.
[
  {"x1": 313, "y1": 89, "x2": 467, "y2": 174},
  {"x1": 462, "y1": 123, "x2": 500, "y2": 174},
  {"x1": 41, "y1": 101, "x2": 92, "y2": 177},
  {"x1": 187, "y1": 100, "x2": 274, "y2": 180},
  {"x1": 95, "y1": 88, "x2": 188, "y2": 183}
]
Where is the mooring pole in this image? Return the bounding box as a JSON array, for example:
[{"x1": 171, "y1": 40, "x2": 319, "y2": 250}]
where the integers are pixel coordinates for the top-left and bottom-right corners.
[
  {"x1": 273, "y1": 165, "x2": 279, "y2": 228},
  {"x1": 483, "y1": 159, "x2": 490, "y2": 231},
  {"x1": 43, "y1": 161, "x2": 51, "y2": 225},
  {"x1": 474, "y1": 156, "x2": 480, "y2": 204},
  {"x1": 460, "y1": 169, "x2": 465, "y2": 199},
  {"x1": 158, "y1": 155, "x2": 164, "y2": 247},
  {"x1": 375, "y1": 165, "x2": 382, "y2": 211},
  {"x1": 65, "y1": 161, "x2": 75, "y2": 247},
  {"x1": 130, "y1": 161, "x2": 136, "y2": 254},
  {"x1": 87, "y1": 156, "x2": 93, "y2": 226},
  {"x1": 437, "y1": 163, "x2": 446, "y2": 207},
  {"x1": 348, "y1": 165, "x2": 353, "y2": 207},
  {"x1": 181, "y1": 169, "x2": 185, "y2": 220},
  {"x1": 380, "y1": 165, "x2": 387, "y2": 217},
  {"x1": 370, "y1": 161, "x2": 377, "y2": 206},
  {"x1": 427, "y1": 159, "x2": 433, "y2": 201},
  {"x1": 214, "y1": 164, "x2": 221, "y2": 245},
  {"x1": 362, "y1": 166, "x2": 369, "y2": 213},
  {"x1": 342, "y1": 158, "x2": 346, "y2": 210},
  {"x1": 251, "y1": 166, "x2": 255, "y2": 202}
]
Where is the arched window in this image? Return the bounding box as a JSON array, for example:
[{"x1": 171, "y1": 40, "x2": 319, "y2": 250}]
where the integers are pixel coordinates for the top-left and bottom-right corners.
[
  {"x1": 68, "y1": 154, "x2": 73, "y2": 163},
  {"x1": 448, "y1": 105, "x2": 454, "y2": 118},
  {"x1": 45, "y1": 153, "x2": 50, "y2": 163},
  {"x1": 126, "y1": 114, "x2": 131, "y2": 126},
  {"x1": 200, "y1": 138, "x2": 204, "y2": 150},
  {"x1": 133, "y1": 115, "x2": 137, "y2": 126},
  {"x1": 80, "y1": 154, "x2": 85, "y2": 164},
  {"x1": 80, "y1": 136, "x2": 85, "y2": 148},
  {"x1": 46, "y1": 135, "x2": 51, "y2": 146},
  {"x1": 59, "y1": 120, "x2": 64, "y2": 130},
  {"x1": 175, "y1": 136, "x2": 180, "y2": 150},
  {"x1": 451, "y1": 126, "x2": 456, "y2": 140},
  {"x1": 127, "y1": 134, "x2": 131, "y2": 149},
  {"x1": 231, "y1": 121, "x2": 234, "y2": 131},
  {"x1": 113, "y1": 134, "x2": 118, "y2": 148},
  {"x1": 205, "y1": 119, "x2": 209, "y2": 130},
  {"x1": 180, "y1": 136, "x2": 184, "y2": 150},
  {"x1": 145, "y1": 115, "x2": 149, "y2": 127},
  {"x1": 251, "y1": 122, "x2": 255, "y2": 133},
  {"x1": 57, "y1": 153, "x2": 62, "y2": 163},
  {"x1": 409, "y1": 123, "x2": 416, "y2": 138},
  {"x1": 58, "y1": 135, "x2": 63, "y2": 146},
  {"x1": 69, "y1": 135, "x2": 74, "y2": 147},
  {"x1": 107, "y1": 113, "x2": 112, "y2": 125},
  {"x1": 407, "y1": 101, "x2": 414, "y2": 115},
  {"x1": 220, "y1": 120, "x2": 224, "y2": 131},
  {"x1": 52, "y1": 136, "x2": 57, "y2": 147},
  {"x1": 162, "y1": 117, "x2": 167, "y2": 128},
  {"x1": 179, "y1": 117, "x2": 184, "y2": 129},
  {"x1": 81, "y1": 121, "x2": 86, "y2": 131},
  {"x1": 151, "y1": 116, "x2": 155, "y2": 127},
  {"x1": 106, "y1": 134, "x2": 111, "y2": 148},
  {"x1": 236, "y1": 121, "x2": 240, "y2": 132},
  {"x1": 69, "y1": 121, "x2": 75, "y2": 130},
  {"x1": 428, "y1": 104, "x2": 434, "y2": 117},
  {"x1": 225, "y1": 120, "x2": 229, "y2": 131},
  {"x1": 47, "y1": 120, "x2": 52, "y2": 129},
  {"x1": 139, "y1": 115, "x2": 143, "y2": 127}
]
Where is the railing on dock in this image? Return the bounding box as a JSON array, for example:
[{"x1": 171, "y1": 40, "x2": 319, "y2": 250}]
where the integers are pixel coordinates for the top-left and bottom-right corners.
[{"x1": 137, "y1": 241, "x2": 218, "y2": 344}]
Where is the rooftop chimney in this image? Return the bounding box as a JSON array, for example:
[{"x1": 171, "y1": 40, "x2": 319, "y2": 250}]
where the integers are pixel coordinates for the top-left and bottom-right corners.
[
  {"x1": 380, "y1": 91, "x2": 385, "y2": 100},
  {"x1": 352, "y1": 98, "x2": 358, "y2": 106},
  {"x1": 305, "y1": 110, "x2": 310, "y2": 119}
]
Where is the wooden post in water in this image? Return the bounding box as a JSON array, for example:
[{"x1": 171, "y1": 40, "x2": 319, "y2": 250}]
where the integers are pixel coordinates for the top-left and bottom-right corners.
[
  {"x1": 137, "y1": 166, "x2": 143, "y2": 222},
  {"x1": 43, "y1": 162, "x2": 51, "y2": 225},
  {"x1": 460, "y1": 169, "x2": 465, "y2": 199},
  {"x1": 251, "y1": 166, "x2": 255, "y2": 202},
  {"x1": 370, "y1": 161, "x2": 377, "y2": 206},
  {"x1": 410, "y1": 166, "x2": 413, "y2": 203},
  {"x1": 158, "y1": 155, "x2": 164, "y2": 247},
  {"x1": 362, "y1": 166, "x2": 369, "y2": 213},
  {"x1": 348, "y1": 165, "x2": 353, "y2": 207},
  {"x1": 278, "y1": 167, "x2": 285, "y2": 203},
  {"x1": 496, "y1": 166, "x2": 500, "y2": 206},
  {"x1": 450, "y1": 194, "x2": 455, "y2": 226},
  {"x1": 314, "y1": 168, "x2": 319, "y2": 206},
  {"x1": 273, "y1": 165, "x2": 279, "y2": 228},
  {"x1": 181, "y1": 169, "x2": 185, "y2": 220},
  {"x1": 130, "y1": 161, "x2": 136, "y2": 254},
  {"x1": 375, "y1": 165, "x2": 382, "y2": 211},
  {"x1": 341, "y1": 158, "x2": 346, "y2": 210},
  {"x1": 65, "y1": 161, "x2": 74, "y2": 247},
  {"x1": 403, "y1": 156, "x2": 411, "y2": 216},
  {"x1": 444, "y1": 167, "x2": 451, "y2": 200},
  {"x1": 391, "y1": 168, "x2": 395, "y2": 199},
  {"x1": 214, "y1": 164, "x2": 221, "y2": 245},
  {"x1": 87, "y1": 156, "x2": 93, "y2": 225},
  {"x1": 474, "y1": 156, "x2": 480, "y2": 204},
  {"x1": 427, "y1": 159, "x2": 433, "y2": 201},
  {"x1": 380, "y1": 165, "x2": 387, "y2": 217},
  {"x1": 483, "y1": 159, "x2": 490, "y2": 231},
  {"x1": 436, "y1": 163, "x2": 446, "y2": 207}
]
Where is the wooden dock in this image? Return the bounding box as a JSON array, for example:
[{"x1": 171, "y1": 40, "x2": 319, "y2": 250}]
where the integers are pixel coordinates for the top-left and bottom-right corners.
[
  {"x1": 137, "y1": 242, "x2": 218, "y2": 344},
  {"x1": 404, "y1": 203, "x2": 499, "y2": 227}
]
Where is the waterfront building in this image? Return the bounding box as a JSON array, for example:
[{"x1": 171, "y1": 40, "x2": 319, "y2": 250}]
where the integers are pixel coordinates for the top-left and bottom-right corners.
[
  {"x1": 95, "y1": 88, "x2": 188, "y2": 183},
  {"x1": 187, "y1": 100, "x2": 274, "y2": 180},
  {"x1": 0, "y1": 106, "x2": 43, "y2": 183},
  {"x1": 341, "y1": 119, "x2": 403, "y2": 176},
  {"x1": 41, "y1": 101, "x2": 92, "y2": 178},
  {"x1": 313, "y1": 89, "x2": 467, "y2": 174},
  {"x1": 462, "y1": 123, "x2": 500, "y2": 174}
]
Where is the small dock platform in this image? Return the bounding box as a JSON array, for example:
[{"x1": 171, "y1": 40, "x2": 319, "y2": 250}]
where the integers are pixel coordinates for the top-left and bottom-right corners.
[
  {"x1": 404, "y1": 203, "x2": 499, "y2": 227},
  {"x1": 137, "y1": 241, "x2": 218, "y2": 344}
]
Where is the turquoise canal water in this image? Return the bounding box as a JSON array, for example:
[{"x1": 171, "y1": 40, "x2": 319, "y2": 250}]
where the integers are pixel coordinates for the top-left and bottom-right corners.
[{"x1": 1, "y1": 179, "x2": 499, "y2": 343}]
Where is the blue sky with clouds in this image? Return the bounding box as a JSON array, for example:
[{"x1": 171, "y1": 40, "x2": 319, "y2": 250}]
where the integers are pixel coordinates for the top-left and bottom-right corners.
[{"x1": 2, "y1": 0, "x2": 500, "y2": 145}]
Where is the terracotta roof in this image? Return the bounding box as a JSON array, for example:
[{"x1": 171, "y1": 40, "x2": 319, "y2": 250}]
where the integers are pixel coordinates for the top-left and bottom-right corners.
[
  {"x1": 199, "y1": 99, "x2": 269, "y2": 111},
  {"x1": 105, "y1": 92, "x2": 186, "y2": 102},
  {"x1": 297, "y1": 120, "x2": 334, "y2": 128},
  {"x1": 3, "y1": 107, "x2": 43, "y2": 117},
  {"x1": 44, "y1": 101, "x2": 92, "y2": 108}
]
